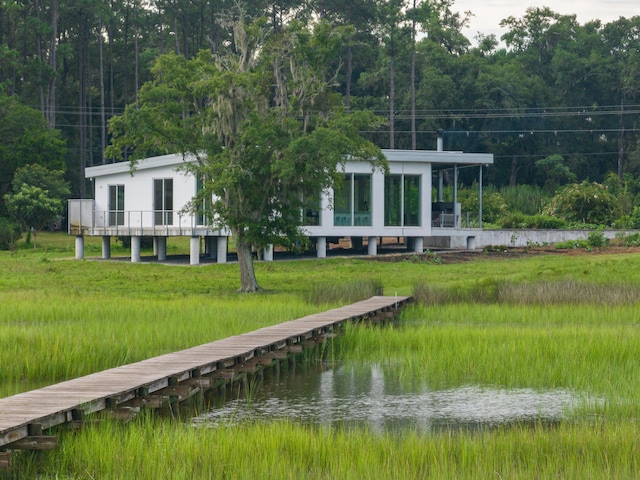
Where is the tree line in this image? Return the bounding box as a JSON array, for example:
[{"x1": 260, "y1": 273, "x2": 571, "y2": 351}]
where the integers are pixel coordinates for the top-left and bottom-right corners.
[{"x1": 1, "y1": 1, "x2": 640, "y2": 219}]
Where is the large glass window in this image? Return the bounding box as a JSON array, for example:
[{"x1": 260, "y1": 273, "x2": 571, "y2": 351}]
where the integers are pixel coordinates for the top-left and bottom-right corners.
[
  {"x1": 334, "y1": 174, "x2": 371, "y2": 226},
  {"x1": 384, "y1": 176, "x2": 402, "y2": 226},
  {"x1": 108, "y1": 184, "x2": 125, "y2": 226},
  {"x1": 404, "y1": 175, "x2": 421, "y2": 226},
  {"x1": 384, "y1": 174, "x2": 421, "y2": 227},
  {"x1": 154, "y1": 178, "x2": 173, "y2": 225}
]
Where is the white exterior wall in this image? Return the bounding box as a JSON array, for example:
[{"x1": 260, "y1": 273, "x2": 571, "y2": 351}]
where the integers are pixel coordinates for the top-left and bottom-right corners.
[
  {"x1": 81, "y1": 150, "x2": 492, "y2": 242},
  {"x1": 90, "y1": 154, "x2": 197, "y2": 231},
  {"x1": 303, "y1": 159, "x2": 431, "y2": 239}
]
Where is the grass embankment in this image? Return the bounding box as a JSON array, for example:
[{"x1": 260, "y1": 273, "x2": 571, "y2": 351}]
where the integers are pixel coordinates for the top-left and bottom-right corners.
[{"x1": 3, "y1": 233, "x2": 640, "y2": 478}]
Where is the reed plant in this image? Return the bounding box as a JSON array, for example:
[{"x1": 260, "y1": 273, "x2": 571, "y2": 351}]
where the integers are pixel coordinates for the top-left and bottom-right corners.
[
  {"x1": 8, "y1": 416, "x2": 637, "y2": 479},
  {"x1": 3, "y1": 233, "x2": 640, "y2": 478},
  {"x1": 414, "y1": 278, "x2": 640, "y2": 305},
  {"x1": 303, "y1": 279, "x2": 384, "y2": 305}
]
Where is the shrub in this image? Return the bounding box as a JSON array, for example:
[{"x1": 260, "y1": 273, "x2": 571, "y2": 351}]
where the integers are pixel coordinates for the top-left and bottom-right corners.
[
  {"x1": 623, "y1": 233, "x2": 640, "y2": 247},
  {"x1": 462, "y1": 192, "x2": 508, "y2": 223},
  {"x1": 587, "y1": 228, "x2": 608, "y2": 248},
  {"x1": 554, "y1": 239, "x2": 588, "y2": 249},
  {"x1": 0, "y1": 217, "x2": 21, "y2": 250},
  {"x1": 494, "y1": 184, "x2": 549, "y2": 215},
  {"x1": 498, "y1": 213, "x2": 567, "y2": 229},
  {"x1": 542, "y1": 181, "x2": 622, "y2": 226}
]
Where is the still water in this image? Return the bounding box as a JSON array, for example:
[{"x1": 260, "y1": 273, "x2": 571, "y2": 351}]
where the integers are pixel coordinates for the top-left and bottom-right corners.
[{"x1": 194, "y1": 363, "x2": 584, "y2": 433}]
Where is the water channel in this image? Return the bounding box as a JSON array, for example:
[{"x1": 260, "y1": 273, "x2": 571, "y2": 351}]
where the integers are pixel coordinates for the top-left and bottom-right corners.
[{"x1": 194, "y1": 362, "x2": 586, "y2": 433}]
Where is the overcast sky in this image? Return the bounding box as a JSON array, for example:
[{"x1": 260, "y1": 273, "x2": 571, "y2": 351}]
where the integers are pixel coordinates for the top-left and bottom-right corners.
[{"x1": 453, "y1": 0, "x2": 640, "y2": 43}]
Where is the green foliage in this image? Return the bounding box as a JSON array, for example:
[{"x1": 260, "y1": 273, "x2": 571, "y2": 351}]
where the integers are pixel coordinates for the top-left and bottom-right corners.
[
  {"x1": 586, "y1": 228, "x2": 608, "y2": 248},
  {"x1": 0, "y1": 218, "x2": 21, "y2": 251},
  {"x1": 0, "y1": 95, "x2": 66, "y2": 216},
  {"x1": 554, "y1": 239, "x2": 589, "y2": 249},
  {"x1": 461, "y1": 191, "x2": 508, "y2": 223},
  {"x1": 535, "y1": 154, "x2": 576, "y2": 192},
  {"x1": 303, "y1": 280, "x2": 384, "y2": 305},
  {"x1": 622, "y1": 232, "x2": 640, "y2": 247},
  {"x1": 3, "y1": 165, "x2": 70, "y2": 248},
  {"x1": 494, "y1": 185, "x2": 549, "y2": 216},
  {"x1": 499, "y1": 213, "x2": 567, "y2": 229},
  {"x1": 108, "y1": 18, "x2": 384, "y2": 292},
  {"x1": 612, "y1": 206, "x2": 640, "y2": 229},
  {"x1": 542, "y1": 181, "x2": 622, "y2": 226}
]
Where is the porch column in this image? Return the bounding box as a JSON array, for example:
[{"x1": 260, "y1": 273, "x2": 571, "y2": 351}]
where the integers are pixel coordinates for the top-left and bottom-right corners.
[
  {"x1": 367, "y1": 236, "x2": 377, "y2": 256},
  {"x1": 101, "y1": 236, "x2": 111, "y2": 259},
  {"x1": 217, "y1": 236, "x2": 228, "y2": 264},
  {"x1": 190, "y1": 236, "x2": 200, "y2": 265},
  {"x1": 413, "y1": 237, "x2": 424, "y2": 253},
  {"x1": 316, "y1": 237, "x2": 327, "y2": 258},
  {"x1": 75, "y1": 236, "x2": 85, "y2": 260},
  {"x1": 131, "y1": 236, "x2": 141, "y2": 263},
  {"x1": 263, "y1": 244, "x2": 274, "y2": 262},
  {"x1": 156, "y1": 237, "x2": 167, "y2": 261}
]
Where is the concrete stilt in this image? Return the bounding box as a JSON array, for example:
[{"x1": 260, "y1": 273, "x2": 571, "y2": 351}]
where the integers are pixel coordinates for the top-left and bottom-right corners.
[
  {"x1": 156, "y1": 237, "x2": 167, "y2": 261},
  {"x1": 190, "y1": 236, "x2": 200, "y2": 265},
  {"x1": 131, "y1": 236, "x2": 141, "y2": 263},
  {"x1": 316, "y1": 237, "x2": 327, "y2": 258},
  {"x1": 217, "y1": 237, "x2": 228, "y2": 264},
  {"x1": 263, "y1": 244, "x2": 274, "y2": 261},
  {"x1": 101, "y1": 236, "x2": 111, "y2": 259},
  {"x1": 75, "y1": 236, "x2": 85, "y2": 260},
  {"x1": 367, "y1": 236, "x2": 377, "y2": 256},
  {"x1": 413, "y1": 237, "x2": 424, "y2": 253}
]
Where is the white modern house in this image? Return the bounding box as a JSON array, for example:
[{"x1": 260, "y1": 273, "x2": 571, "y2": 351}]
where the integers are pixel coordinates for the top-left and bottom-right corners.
[{"x1": 69, "y1": 145, "x2": 493, "y2": 264}]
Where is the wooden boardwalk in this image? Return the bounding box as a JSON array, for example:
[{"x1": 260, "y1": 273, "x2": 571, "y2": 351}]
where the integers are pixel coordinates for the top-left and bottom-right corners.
[{"x1": 0, "y1": 296, "x2": 410, "y2": 456}]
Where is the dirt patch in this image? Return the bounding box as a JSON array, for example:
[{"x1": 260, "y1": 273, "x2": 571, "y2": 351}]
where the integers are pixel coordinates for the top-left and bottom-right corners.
[{"x1": 369, "y1": 245, "x2": 640, "y2": 264}]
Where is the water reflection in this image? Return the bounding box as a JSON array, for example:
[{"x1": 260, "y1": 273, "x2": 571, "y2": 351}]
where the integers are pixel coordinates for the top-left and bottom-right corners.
[{"x1": 194, "y1": 363, "x2": 584, "y2": 433}]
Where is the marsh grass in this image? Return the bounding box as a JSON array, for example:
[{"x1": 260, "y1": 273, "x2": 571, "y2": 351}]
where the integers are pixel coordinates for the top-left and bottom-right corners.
[
  {"x1": 414, "y1": 278, "x2": 640, "y2": 305},
  {"x1": 4, "y1": 234, "x2": 640, "y2": 478},
  {"x1": 8, "y1": 417, "x2": 636, "y2": 479},
  {"x1": 303, "y1": 279, "x2": 384, "y2": 305}
]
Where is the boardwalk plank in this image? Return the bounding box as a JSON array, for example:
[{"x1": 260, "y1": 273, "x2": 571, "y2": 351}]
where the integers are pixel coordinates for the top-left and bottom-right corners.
[{"x1": 0, "y1": 296, "x2": 410, "y2": 448}]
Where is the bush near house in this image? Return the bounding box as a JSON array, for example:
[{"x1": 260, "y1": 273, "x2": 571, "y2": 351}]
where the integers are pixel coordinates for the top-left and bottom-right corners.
[{"x1": 542, "y1": 181, "x2": 622, "y2": 226}]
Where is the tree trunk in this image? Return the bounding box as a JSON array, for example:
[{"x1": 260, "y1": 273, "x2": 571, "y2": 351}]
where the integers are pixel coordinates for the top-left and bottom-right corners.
[
  {"x1": 234, "y1": 235, "x2": 260, "y2": 293},
  {"x1": 509, "y1": 154, "x2": 518, "y2": 187}
]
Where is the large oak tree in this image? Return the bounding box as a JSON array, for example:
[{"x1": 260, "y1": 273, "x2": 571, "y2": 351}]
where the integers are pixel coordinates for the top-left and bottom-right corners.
[{"x1": 107, "y1": 16, "x2": 385, "y2": 292}]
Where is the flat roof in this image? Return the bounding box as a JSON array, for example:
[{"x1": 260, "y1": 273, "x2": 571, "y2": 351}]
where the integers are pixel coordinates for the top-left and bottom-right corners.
[{"x1": 86, "y1": 149, "x2": 493, "y2": 178}]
